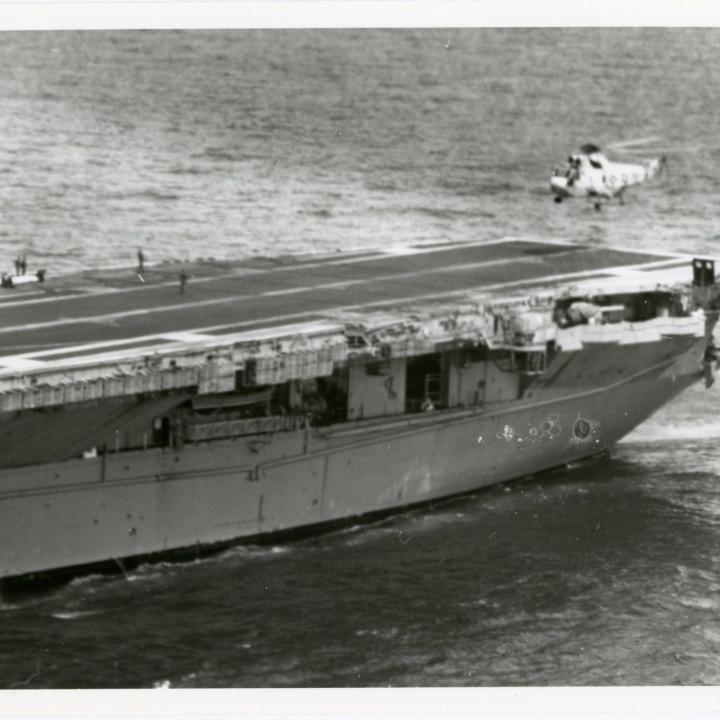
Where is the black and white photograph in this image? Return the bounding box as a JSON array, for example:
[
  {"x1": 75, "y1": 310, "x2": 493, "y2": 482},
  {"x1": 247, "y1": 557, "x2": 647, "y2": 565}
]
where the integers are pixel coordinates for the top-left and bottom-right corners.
[{"x1": 0, "y1": 5, "x2": 720, "y2": 698}]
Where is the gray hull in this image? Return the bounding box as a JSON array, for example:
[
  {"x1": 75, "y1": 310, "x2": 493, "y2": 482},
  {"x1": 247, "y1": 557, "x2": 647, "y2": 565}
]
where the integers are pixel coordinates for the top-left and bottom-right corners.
[{"x1": 0, "y1": 339, "x2": 702, "y2": 582}]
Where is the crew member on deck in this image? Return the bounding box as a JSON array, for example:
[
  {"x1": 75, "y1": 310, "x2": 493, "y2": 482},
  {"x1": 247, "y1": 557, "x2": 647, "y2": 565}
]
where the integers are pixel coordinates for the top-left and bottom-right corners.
[
  {"x1": 421, "y1": 397, "x2": 435, "y2": 412},
  {"x1": 137, "y1": 248, "x2": 145, "y2": 276},
  {"x1": 703, "y1": 338, "x2": 718, "y2": 388}
]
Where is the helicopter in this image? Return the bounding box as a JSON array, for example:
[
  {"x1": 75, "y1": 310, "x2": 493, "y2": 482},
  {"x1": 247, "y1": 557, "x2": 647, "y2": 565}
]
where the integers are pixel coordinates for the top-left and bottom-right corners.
[{"x1": 550, "y1": 137, "x2": 666, "y2": 210}]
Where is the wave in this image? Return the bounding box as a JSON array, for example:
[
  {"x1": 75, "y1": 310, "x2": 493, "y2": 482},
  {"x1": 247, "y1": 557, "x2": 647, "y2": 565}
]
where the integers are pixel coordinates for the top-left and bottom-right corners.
[
  {"x1": 194, "y1": 147, "x2": 238, "y2": 162},
  {"x1": 700, "y1": 627, "x2": 720, "y2": 642},
  {"x1": 217, "y1": 543, "x2": 292, "y2": 562},
  {"x1": 622, "y1": 420, "x2": 720, "y2": 442},
  {"x1": 125, "y1": 570, "x2": 166, "y2": 583},
  {"x1": 354, "y1": 626, "x2": 399, "y2": 639},
  {"x1": 677, "y1": 596, "x2": 719, "y2": 611},
  {"x1": 406, "y1": 205, "x2": 496, "y2": 220},
  {"x1": 676, "y1": 564, "x2": 720, "y2": 584},
  {"x1": 435, "y1": 179, "x2": 521, "y2": 197},
  {"x1": 50, "y1": 610, "x2": 104, "y2": 620},
  {"x1": 65, "y1": 572, "x2": 111, "y2": 590},
  {"x1": 303, "y1": 208, "x2": 332, "y2": 218},
  {"x1": 108, "y1": 190, "x2": 181, "y2": 202},
  {"x1": 166, "y1": 165, "x2": 213, "y2": 176}
]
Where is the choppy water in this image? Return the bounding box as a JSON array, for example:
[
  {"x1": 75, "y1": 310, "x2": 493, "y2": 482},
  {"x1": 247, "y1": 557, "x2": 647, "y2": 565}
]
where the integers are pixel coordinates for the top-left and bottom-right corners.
[{"x1": 1, "y1": 28, "x2": 720, "y2": 688}]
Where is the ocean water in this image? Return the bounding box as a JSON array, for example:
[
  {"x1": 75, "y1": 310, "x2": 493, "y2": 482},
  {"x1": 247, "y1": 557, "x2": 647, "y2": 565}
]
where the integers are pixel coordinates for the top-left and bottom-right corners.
[{"x1": 1, "y1": 28, "x2": 720, "y2": 688}]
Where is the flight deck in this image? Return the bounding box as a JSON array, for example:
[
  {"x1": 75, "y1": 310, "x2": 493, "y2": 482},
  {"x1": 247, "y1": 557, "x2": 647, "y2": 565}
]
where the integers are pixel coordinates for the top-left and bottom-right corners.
[{"x1": 0, "y1": 238, "x2": 692, "y2": 369}]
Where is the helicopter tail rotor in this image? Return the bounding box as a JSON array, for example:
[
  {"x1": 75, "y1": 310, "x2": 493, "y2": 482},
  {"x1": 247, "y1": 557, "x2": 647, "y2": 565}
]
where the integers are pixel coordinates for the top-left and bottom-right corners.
[{"x1": 644, "y1": 155, "x2": 667, "y2": 180}]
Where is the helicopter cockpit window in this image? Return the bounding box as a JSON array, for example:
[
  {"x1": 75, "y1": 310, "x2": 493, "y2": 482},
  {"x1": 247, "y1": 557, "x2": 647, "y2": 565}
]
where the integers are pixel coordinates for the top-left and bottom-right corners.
[
  {"x1": 589, "y1": 158, "x2": 603, "y2": 169},
  {"x1": 564, "y1": 156, "x2": 580, "y2": 178}
]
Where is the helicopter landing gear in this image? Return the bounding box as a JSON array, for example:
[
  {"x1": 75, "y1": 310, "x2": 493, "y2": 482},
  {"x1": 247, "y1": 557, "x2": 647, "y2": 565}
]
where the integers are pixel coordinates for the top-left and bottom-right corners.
[
  {"x1": 594, "y1": 202, "x2": 602, "y2": 211},
  {"x1": 554, "y1": 197, "x2": 563, "y2": 204}
]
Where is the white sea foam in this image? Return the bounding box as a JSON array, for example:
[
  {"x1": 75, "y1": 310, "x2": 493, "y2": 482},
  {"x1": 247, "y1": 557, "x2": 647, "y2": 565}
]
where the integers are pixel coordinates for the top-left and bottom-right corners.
[
  {"x1": 701, "y1": 628, "x2": 720, "y2": 643},
  {"x1": 50, "y1": 610, "x2": 103, "y2": 620},
  {"x1": 66, "y1": 572, "x2": 108, "y2": 589},
  {"x1": 623, "y1": 420, "x2": 720, "y2": 442},
  {"x1": 677, "y1": 596, "x2": 719, "y2": 611},
  {"x1": 219, "y1": 543, "x2": 292, "y2": 560},
  {"x1": 354, "y1": 627, "x2": 398, "y2": 639},
  {"x1": 125, "y1": 571, "x2": 164, "y2": 583}
]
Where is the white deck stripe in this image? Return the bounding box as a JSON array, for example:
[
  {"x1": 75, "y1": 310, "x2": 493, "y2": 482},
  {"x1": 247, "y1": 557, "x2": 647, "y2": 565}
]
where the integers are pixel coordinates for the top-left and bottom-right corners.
[
  {"x1": 0, "y1": 320, "x2": 346, "y2": 364},
  {"x1": 0, "y1": 321, "x2": 348, "y2": 371},
  {"x1": 0, "y1": 292, "x2": 86, "y2": 309},
  {"x1": 0, "y1": 291, "x2": 45, "y2": 303},
  {"x1": 0, "y1": 357, "x2": 46, "y2": 370},
  {"x1": 159, "y1": 332, "x2": 218, "y2": 343}
]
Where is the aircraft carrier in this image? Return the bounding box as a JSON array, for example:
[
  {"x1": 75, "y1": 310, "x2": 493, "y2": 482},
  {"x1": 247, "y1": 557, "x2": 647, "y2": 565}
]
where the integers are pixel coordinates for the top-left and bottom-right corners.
[{"x1": 1, "y1": 238, "x2": 718, "y2": 590}]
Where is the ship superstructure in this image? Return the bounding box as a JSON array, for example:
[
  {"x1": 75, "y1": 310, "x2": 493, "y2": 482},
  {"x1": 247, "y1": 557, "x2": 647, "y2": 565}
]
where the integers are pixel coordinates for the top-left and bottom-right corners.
[{"x1": 0, "y1": 238, "x2": 717, "y2": 587}]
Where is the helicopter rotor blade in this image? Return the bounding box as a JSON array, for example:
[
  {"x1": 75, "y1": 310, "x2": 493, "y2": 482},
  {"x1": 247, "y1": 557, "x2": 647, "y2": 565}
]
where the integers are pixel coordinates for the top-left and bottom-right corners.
[
  {"x1": 606, "y1": 136, "x2": 662, "y2": 151},
  {"x1": 612, "y1": 145, "x2": 703, "y2": 160}
]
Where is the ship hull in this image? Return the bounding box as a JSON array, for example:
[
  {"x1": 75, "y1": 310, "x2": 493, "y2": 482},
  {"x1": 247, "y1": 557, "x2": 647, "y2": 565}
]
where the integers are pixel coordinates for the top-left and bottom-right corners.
[{"x1": 0, "y1": 339, "x2": 703, "y2": 588}]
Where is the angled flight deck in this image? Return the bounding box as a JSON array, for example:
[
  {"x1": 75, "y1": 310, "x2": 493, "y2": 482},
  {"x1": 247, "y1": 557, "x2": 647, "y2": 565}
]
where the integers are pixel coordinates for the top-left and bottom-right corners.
[{"x1": 0, "y1": 239, "x2": 688, "y2": 364}]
